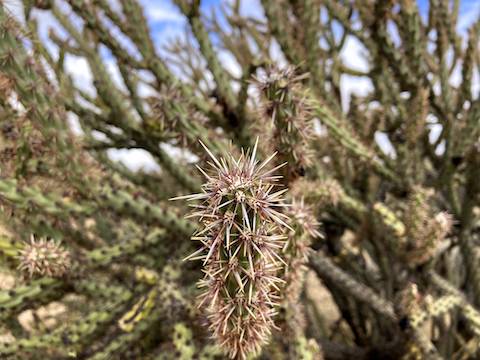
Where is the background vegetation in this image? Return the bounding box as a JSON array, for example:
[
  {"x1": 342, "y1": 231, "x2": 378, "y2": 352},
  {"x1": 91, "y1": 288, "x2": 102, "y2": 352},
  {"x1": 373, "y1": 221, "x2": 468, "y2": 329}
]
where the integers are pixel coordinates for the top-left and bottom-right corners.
[{"x1": 0, "y1": 0, "x2": 479, "y2": 359}]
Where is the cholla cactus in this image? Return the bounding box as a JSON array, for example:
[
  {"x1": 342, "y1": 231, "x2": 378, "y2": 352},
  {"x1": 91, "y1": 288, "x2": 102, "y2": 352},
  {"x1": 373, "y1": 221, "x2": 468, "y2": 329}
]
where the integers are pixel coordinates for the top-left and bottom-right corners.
[
  {"x1": 176, "y1": 140, "x2": 289, "y2": 359},
  {"x1": 278, "y1": 199, "x2": 321, "y2": 345},
  {"x1": 401, "y1": 187, "x2": 453, "y2": 266},
  {"x1": 253, "y1": 66, "x2": 315, "y2": 181},
  {"x1": 17, "y1": 235, "x2": 70, "y2": 278},
  {"x1": 283, "y1": 199, "x2": 322, "y2": 302},
  {"x1": 1, "y1": 1, "x2": 480, "y2": 359}
]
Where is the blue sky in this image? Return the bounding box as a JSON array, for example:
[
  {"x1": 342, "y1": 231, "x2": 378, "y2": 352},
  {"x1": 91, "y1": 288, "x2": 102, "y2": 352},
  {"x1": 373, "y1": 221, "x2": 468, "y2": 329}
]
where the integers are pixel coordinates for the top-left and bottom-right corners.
[
  {"x1": 140, "y1": 0, "x2": 480, "y2": 35},
  {"x1": 135, "y1": 0, "x2": 480, "y2": 82}
]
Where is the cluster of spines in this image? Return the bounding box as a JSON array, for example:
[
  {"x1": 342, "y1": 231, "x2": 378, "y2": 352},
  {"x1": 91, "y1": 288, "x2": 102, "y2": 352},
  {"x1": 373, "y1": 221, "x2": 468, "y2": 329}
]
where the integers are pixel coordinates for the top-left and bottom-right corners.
[
  {"x1": 400, "y1": 186, "x2": 453, "y2": 266},
  {"x1": 253, "y1": 66, "x2": 315, "y2": 182},
  {"x1": 283, "y1": 199, "x2": 321, "y2": 309},
  {"x1": 17, "y1": 235, "x2": 70, "y2": 278},
  {"x1": 278, "y1": 198, "x2": 322, "y2": 347},
  {"x1": 175, "y1": 140, "x2": 289, "y2": 359}
]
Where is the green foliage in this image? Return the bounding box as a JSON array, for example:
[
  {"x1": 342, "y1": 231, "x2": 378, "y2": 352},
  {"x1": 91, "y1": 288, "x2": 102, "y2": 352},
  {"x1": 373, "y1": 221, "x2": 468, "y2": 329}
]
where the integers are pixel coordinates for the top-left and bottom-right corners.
[{"x1": 0, "y1": 0, "x2": 479, "y2": 359}]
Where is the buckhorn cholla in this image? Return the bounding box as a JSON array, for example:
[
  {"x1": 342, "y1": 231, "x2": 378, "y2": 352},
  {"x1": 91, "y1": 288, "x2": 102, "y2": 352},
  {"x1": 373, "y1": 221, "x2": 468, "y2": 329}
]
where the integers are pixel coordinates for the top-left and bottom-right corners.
[
  {"x1": 17, "y1": 234, "x2": 71, "y2": 278},
  {"x1": 173, "y1": 140, "x2": 290, "y2": 359}
]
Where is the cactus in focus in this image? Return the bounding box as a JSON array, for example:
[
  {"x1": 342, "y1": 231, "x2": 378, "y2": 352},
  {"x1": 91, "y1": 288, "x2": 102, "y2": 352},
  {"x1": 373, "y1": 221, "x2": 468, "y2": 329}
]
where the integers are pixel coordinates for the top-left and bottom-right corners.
[{"x1": 176, "y1": 141, "x2": 289, "y2": 359}]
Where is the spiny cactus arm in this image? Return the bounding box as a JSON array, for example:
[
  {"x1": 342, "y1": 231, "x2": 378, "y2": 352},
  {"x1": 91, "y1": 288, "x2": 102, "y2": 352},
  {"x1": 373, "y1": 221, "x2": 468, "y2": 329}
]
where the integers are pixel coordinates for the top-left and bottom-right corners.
[
  {"x1": 457, "y1": 24, "x2": 479, "y2": 112},
  {"x1": 0, "y1": 277, "x2": 66, "y2": 317},
  {"x1": 174, "y1": 0, "x2": 238, "y2": 112},
  {"x1": 408, "y1": 295, "x2": 461, "y2": 330},
  {"x1": 253, "y1": 66, "x2": 318, "y2": 182},
  {"x1": 93, "y1": 152, "x2": 176, "y2": 200},
  {"x1": 309, "y1": 251, "x2": 397, "y2": 323},
  {"x1": 301, "y1": 0, "x2": 325, "y2": 89},
  {"x1": 99, "y1": 186, "x2": 195, "y2": 237},
  {"x1": 0, "y1": 293, "x2": 132, "y2": 358},
  {"x1": 372, "y1": 203, "x2": 406, "y2": 239},
  {"x1": 0, "y1": 178, "x2": 94, "y2": 218},
  {"x1": 309, "y1": 98, "x2": 398, "y2": 183},
  {"x1": 396, "y1": 0, "x2": 426, "y2": 79},
  {"x1": 65, "y1": 0, "x2": 229, "y2": 132},
  {"x1": 367, "y1": 3, "x2": 424, "y2": 93},
  {"x1": 457, "y1": 152, "x2": 480, "y2": 306},
  {"x1": 0, "y1": 10, "x2": 80, "y2": 172},
  {"x1": 429, "y1": 272, "x2": 480, "y2": 336},
  {"x1": 177, "y1": 141, "x2": 290, "y2": 359},
  {"x1": 273, "y1": 200, "x2": 322, "y2": 352},
  {"x1": 406, "y1": 332, "x2": 443, "y2": 360},
  {"x1": 431, "y1": 0, "x2": 462, "y2": 64},
  {"x1": 49, "y1": 4, "x2": 202, "y2": 193},
  {"x1": 86, "y1": 228, "x2": 166, "y2": 266},
  {"x1": 170, "y1": 323, "x2": 196, "y2": 359},
  {"x1": 260, "y1": 0, "x2": 302, "y2": 65}
]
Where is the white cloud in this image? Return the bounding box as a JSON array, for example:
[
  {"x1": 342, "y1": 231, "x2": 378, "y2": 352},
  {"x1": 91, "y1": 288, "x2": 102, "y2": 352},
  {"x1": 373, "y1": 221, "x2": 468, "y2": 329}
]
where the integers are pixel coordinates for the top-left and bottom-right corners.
[
  {"x1": 375, "y1": 132, "x2": 397, "y2": 158},
  {"x1": 340, "y1": 75, "x2": 373, "y2": 111},
  {"x1": 218, "y1": 51, "x2": 242, "y2": 78},
  {"x1": 140, "y1": 0, "x2": 184, "y2": 23},
  {"x1": 104, "y1": 58, "x2": 127, "y2": 92},
  {"x1": 64, "y1": 55, "x2": 95, "y2": 96},
  {"x1": 149, "y1": 8, "x2": 183, "y2": 22},
  {"x1": 339, "y1": 36, "x2": 373, "y2": 111},
  {"x1": 340, "y1": 36, "x2": 370, "y2": 73},
  {"x1": 237, "y1": 0, "x2": 264, "y2": 20},
  {"x1": 107, "y1": 148, "x2": 160, "y2": 172}
]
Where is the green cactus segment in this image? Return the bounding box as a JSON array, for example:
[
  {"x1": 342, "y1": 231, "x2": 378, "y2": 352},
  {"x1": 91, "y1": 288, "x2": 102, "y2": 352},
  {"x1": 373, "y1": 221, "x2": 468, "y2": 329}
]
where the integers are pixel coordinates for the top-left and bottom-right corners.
[
  {"x1": 0, "y1": 295, "x2": 131, "y2": 357},
  {"x1": 254, "y1": 67, "x2": 316, "y2": 182},
  {"x1": 100, "y1": 187, "x2": 195, "y2": 236},
  {"x1": 172, "y1": 323, "x2": 196, "y2": 359},
  {"x1": 0, "y1": 179, "x2": 93, "y2": 218},
  {"x1": 310, "y1": 252, "x2": 396, "y2": 322},
  {"x1": 0, "y1": 278, "x2": 63, "y2": 314},
  {"x1": 87, "y1": 229, "x2": 166, "y2": 266}
]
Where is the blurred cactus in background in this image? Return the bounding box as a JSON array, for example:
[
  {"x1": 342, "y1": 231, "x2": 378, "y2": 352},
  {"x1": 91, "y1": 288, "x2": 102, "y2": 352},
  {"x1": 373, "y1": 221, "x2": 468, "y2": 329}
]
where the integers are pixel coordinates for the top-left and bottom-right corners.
[{"x1": 0, "y1": 0, "x2": 479, "y2": 359}]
